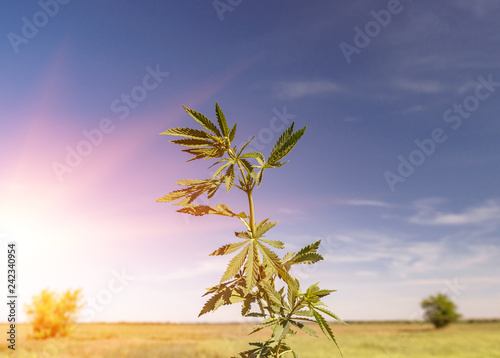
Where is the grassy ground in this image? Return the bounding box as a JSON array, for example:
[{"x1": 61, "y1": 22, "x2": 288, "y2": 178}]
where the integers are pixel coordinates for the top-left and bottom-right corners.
[{"x1": 1, "y1": 321, "x2": 499, "y2": 357}]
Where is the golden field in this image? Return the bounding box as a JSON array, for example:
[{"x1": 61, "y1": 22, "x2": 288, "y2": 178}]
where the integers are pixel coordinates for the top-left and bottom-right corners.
[{"x1": 1, "y1": 321, "x2": 499, "y2": 357}]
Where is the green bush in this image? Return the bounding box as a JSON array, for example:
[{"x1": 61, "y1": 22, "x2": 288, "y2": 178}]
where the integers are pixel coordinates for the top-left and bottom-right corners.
[{"x1": 421, "y1": 293, "x2": 461, "y2": 328}]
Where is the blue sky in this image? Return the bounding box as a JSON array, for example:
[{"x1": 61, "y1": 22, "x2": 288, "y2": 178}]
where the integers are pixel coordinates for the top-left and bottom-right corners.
[{"x1": 0, "y1": 0, "x2": 499, "y2": 323}]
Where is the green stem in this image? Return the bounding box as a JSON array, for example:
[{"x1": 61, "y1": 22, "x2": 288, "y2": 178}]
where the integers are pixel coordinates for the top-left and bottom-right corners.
[{"x1": 247, "y1": 190, "x2": 256, "y2": 235}]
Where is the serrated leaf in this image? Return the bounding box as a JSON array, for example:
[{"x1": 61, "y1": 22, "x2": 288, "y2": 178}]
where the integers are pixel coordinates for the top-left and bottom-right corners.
[
  {"x1": 215, "y1": 102, "x2": 229, "y2": 137},
  {"x1": 239, "y1": 158, "x2": 254, "y2": 174},
  {"x1": 241, "y1": 294, "x2": 254, "y2": 316},
  {"x1": 182, "y1": 147, "x2": 224, "y2": 161},
  {"x1": 258, "y1": 242, "x2": 294, "y2": 286},
  {"x1": 290, "y1": 320, "x2": 318, "y2": 337},
  {"x1": 312, "y1": 309, "x2": 343, "y2": 356},
  {"x1": 269, "y1": 123, "x2": 294, "y2": 160},
  {"x1": 177, "y1": 205, "x2": 215, "y2": 216},
  {"x1": 293, "y1": 310, "x2": 314, "y2": 317},
  {"x1": 267, "y1": 124, "x2": 306, "y2": 166},
  {"x1": 314, "y1": 306, "x2": 346, "y2": 325},
  {"x1": 170, "y1": 138, "x2": 214, "y2": 147},
  {"x1": 235, "y1": 231, "x2": 252, "y2": 240},
  {"x1": 176, "y1": 179, "x2": 207, "y2": 186},
  {"x1": 241, "y1": 151, "x2": 265, "y2": 166},
  {"x1": 291, "y1": 253, "x2": 324, "y2": 265},
  {"x1": 259, "y1": 280, "x2": 284, "y2": 308},
  {"x1": 260, "y1": 239, "x2": 285, "y2": 249},
  {"x1": 210, "y1": 242, "x2": 248, "y2": 256},
  {"x1": 220, "y1": 245, "x2": 249, "y2": 283},
  {"x1": 272, "y1": 320, "x2": 291, "y2": 342},
  {"x1": 211, "y1": 162, "x2": 230, "y2": 179},
  {"x1": 229, "y1": 123, "x2": 237, "y2": 142},
  {"x1": 183, "y1": 105, "x2": 221, "y2": 136},
  {"x1": 225, "y1": 164, "x2": 235, "y2": 192},
  {"x1": 248, "y1": 318, "x2": 279, "y2": 334},
  {"x1": 282, "y1": 251, "x2": 296, "y2": 263},
  {"x1": 160, "y1": 127, "x2": 211, "y2": 140},
  {"x1": 254, "y1": 218, "x2": 277, "y2": 239},
  {"x1": 245, "y1": 242, "x2": 259, "y2": 291},
  {"x1": 236, "y1": 137, "x2": 255, "y2": 157},
  {"x1": 199, "y1": 291, "x2": 224, "y2": 317}
]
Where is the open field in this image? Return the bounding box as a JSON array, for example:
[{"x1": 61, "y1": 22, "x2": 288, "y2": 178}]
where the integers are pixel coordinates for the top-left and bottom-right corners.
[{"x1": 1, "y1": 321, "x2": 499, "y2": 358}]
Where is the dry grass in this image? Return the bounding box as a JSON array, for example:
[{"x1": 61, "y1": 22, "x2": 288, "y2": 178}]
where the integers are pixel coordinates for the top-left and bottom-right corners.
[{"x1": 1, "y1": 321, "x2": 499, "y2": 357}]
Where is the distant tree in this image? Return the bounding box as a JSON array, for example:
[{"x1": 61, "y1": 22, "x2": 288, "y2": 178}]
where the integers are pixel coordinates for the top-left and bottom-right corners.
[
  {"x1": 25, "y1": 289, "x2": 83, "y2": 339},
  {"x1": 421, "y1": 293, "x2": 461, "y2": 328}
]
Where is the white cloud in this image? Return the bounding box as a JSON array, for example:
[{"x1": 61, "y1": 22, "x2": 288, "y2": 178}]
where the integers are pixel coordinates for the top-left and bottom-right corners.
[
  {"x1": 343, "y1": 199, "x2": 393, "y2": 208},
  {"x1": 274, "y1": 80, "x2": 344, "y2": 100},
  {"x1": 393, "y1": 79, "x2": 446, "y2": 94},
  {"x1": 409, "y1": 198, "x2": 500, "y2": 226}
]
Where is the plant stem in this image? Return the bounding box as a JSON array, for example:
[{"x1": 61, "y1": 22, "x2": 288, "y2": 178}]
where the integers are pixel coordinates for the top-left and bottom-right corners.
[{"x1": 247, "y1": 190, "x2": 256, "y2": 235}]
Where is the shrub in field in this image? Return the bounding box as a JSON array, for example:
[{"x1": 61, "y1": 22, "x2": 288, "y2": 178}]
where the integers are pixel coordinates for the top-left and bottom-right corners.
[
  {"x1": 25, "y1": 289, "x2": 83, "y2": 339},
  {"x1": 421, "y1": 293, "x2": 461, "y2": 329},
  {"x1": 158, "y1": 103, "x2": 345, "y2": 357}
]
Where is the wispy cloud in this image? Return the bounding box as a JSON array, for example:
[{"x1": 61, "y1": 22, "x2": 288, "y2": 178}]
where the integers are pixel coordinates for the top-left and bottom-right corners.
[
  {"x1": 393, "y1": 79, "x2": 446, "y2": 94},
  {"x1": 409, "y1": 198, "x2": 500, "y2": 226},
  {"x1": 324, "y1": 233, "x2": 498, "y2": 280},
  {"x1": 343, "y1": 199, "x2": 394, "y2": 208},
  {"x1": 273, "y1": 80, "x2": 344, "y2": 100}
]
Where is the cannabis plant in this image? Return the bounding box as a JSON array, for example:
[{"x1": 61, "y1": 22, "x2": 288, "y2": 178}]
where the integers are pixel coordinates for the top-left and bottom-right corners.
[{"x1": 157, "y1": 103, "x2": 344, "y2": 357}]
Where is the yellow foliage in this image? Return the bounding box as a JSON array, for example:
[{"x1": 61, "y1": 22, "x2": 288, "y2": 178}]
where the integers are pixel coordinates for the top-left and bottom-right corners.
[{"x1": 24, "y1": 288, "x2": 83, "y2": 339}]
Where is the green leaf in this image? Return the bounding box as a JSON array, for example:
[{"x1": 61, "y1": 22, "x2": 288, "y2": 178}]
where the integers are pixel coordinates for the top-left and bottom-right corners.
[
  {"x1": 212, "y1": 162, "x2": 230, "y2": 179},
  {"x1": 220, "y1": 245, "x2": 249, "y2": 283},
  {"x1": 291, "y1": 253, "x2": 324, "y2": 265},
  {"x1": 225, "y1": 164, "x2": 235, "y2": 192},
  {"x1": 290, "y1": 320, "x2": 318, "y2": 337},
  {"x1": 269, "y1": 123, "x2": 295, "y2": 160},
  {"x1": 311, "y1": 309, "x2": 342, "y2": 356},
  {"x1": 272, "y1": 320, "x2": 291, "y2": 342},
  {"x1": 182, "y1": 147, "x2": 224, "y2": 161},
  {"x1": 169, "y1": 138, "x2": 214, "y2": 147},
  {"x1": 241, "y1": 151, "x2": 265, "y2": 166},
  {"x1": 229, "y1": 123, "x2": 237, "y2": 142},
  {"x1": 260, "y1": 239, "x2": 285, "y2": 249},
  {"x1": 235, "y1": 231, "x2": 252, "y2": 240},
  {"x1": 183, "y1": 105, "x2": 221, "y2": 136},
  {"x1": 314, "y1": 306, "x2": 346, "y2": 325},
  {"x1": 267, "y1": 124, "x2": 307, "y2": 166},
  {"x1": 236, "y1": 137, "x2": 255, "y2": 157},
  {"x1": 258, "y1": 243, "x2": 294, "y2": 286},
  {"x1": 254, "y1": 219, "x2": 278, "y2": 239},
  {"x1": 215, "y1": 102, "x2": 229, "y2": 137},
  {"x1": 239, "y1": 158, "x2": 254, "y2": 174},
  {"x1": 241, "y1": 294, "x2": 254, "y2": 316},
  {"x1": 210, "y1": 242, "x2": 248, "y2": 256},
  {"x1": 199, "y1": 290, "x2": 225, "y2": 317},
  {"x1": 248, "y1": 318, "x2": 279, "y2": 335},
  {"x1": 160, "y1": 127, "x2": 211, "y2": 140},
  {"x1": 245, "y1": 242, "x2": 259, "y2": 291}
]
